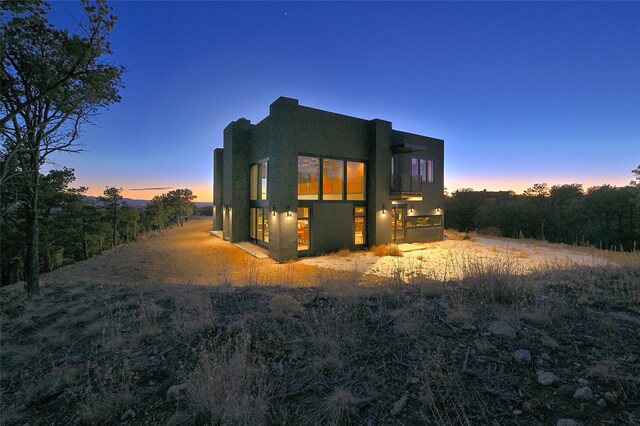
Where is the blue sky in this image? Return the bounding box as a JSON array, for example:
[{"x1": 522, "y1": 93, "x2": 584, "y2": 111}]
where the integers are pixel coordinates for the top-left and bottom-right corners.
[{"x1": 47, "y1": 1, "x2": 640, "y2": 201}]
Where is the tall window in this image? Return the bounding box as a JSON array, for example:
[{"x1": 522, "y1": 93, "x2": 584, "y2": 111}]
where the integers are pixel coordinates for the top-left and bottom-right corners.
[
  {"x1": 298, "y1": 156, "x2": 320, "y2": 200},
  {"x1": 250, "y1": 208, "x2": 269, "y2": 243},
  {"x1": 250, "y1": 161, "x2": 268, "y2": 200},
  {"x1": 259, "y1": 162, "x2": 268, "y2": 200},
  {"x1": 347, "y1": 161, "x2": 365, "y2": 200},
  {"x1": 297, "y1": 207, "x2": 310, "y2": 250},
  {"x1": 391, "y1": 155, "x2": 397, "y2": 190},
  {"x1": 323, "y1": 159, "x2": 343, "y2": 200},
  {"x1": 411, "y1": 158, "x2": 435, "y2": 184},
  {"x1": 354, "y1": 206, "x2": 366, "y2": 245}
]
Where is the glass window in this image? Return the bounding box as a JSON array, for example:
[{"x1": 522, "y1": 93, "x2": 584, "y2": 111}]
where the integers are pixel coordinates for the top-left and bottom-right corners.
[
  {"x1": 257, "y1": 208, "x2": 265, "y2": 240},
  {"x1": 259, "y1": 162, "x2": 268, "y2": 200},
  {"x1": 420, "y1": 159, "x2": 427, "y2": 183},
  {"x1": 391, "y1": 155, "x2": 397, "y2": 190},
  {"x1": 263, "y1": 212, "x2": 269, "y2": 242},
  {"x1": 297, "y1": 207, "x2": 310, "y2": 250},
  {"x1": 323, "y1": 159, "x2": 343, "y2": 200},
  {"x1": 250, "y1": 165, "x2": 258, "y2": 200},
  {"x1": 347, "y1": 161, "x2": 365, "y2": 200},
  {"x1": 406, "y1": 215, "x2": 442, "y2": 228},
  {"x1": 298, "y1": 156, "x2": 320, "y2": 200},
  {"x1": 427, "y1": 159, "x2": 434, "y2": 183},
  {"x1": 250, "y1": 208, "x2": 256, "y2": 238},
  {"x1": 354, "y1": 207, "x2": 366, "y2": 245},
  {"x1": 412, "y1": 158, "x2": 420, "y2": 182}
]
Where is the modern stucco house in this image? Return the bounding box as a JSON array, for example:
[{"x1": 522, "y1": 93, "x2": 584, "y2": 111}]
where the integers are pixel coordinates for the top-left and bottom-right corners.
[{"x1": 212, "y1": 97, "x2": 444, "y2": 262}]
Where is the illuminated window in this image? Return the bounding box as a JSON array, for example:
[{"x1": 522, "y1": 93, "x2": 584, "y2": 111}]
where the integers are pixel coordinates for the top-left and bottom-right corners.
[
  {"x1": 323, "y1": 159, "x2": 343, "y2": 200},
  {"x1": 297, "y1": 207, "x2": 310, "y2": 250},
  {"x1": 412, "y1": 158, "x2": 420, "y2": 183},
  {"x1": 251, "y1": 207, "x2": 269, "y2": 243},
  {"x1": 250, "y1": 165, "x2": 258, "y2": 200},
  {"x1": 406, "y1": 215, "x2": 442, "y2": 228},
  {"x1": 298, "y1": 156, "x2": 319, "y2": 200},
  {"x1": 347, "y1": 161, "x2": 365, "y2": 200},
  {"x1": 250, "y1": 208, "x2": 256, "y2": 238},
  {"x1": 250, "y1": 161, "x2": 268, "y2": 200},
  {"x1": 391, "y1": 155, "x2": 397, "y2": 190},
  {"x1": 354, "y1": 206, "x2": 366, "y2": 245},
  {"x1": 259, "y1": 162, "x2": 268, "y2": 200}
]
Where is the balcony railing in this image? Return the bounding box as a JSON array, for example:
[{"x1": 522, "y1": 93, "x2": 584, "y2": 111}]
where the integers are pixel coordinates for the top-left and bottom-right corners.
[{"x1": 390, "y1": 173, "x2": 423, "y2": 200}]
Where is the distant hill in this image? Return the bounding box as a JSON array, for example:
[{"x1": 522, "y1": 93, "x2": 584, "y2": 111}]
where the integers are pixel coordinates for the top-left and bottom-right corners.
[{"x1": 84, "y1": 196, "x2": 212, "y2": 209}]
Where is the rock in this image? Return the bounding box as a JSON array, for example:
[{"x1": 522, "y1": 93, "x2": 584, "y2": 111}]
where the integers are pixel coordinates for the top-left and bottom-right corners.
[
  {"x1": 577, "y1": 378, "x2": 589, "y2": 386},
  {"x1": 541, "y1": 335, "x2": 560, "y2": 349},
  {"x1": 461, "y1": 322, "x2": 475, "y2": 330},
  {"x1": 541, "y1": 352, "x2": 552, "y2": 362},
  {"x1": 390, "y1": 393, "x2": 409, "y2": 416},
  {"x1": 409, "y1": 377, "x2": 420, "y2": 385},
  {"x1": 513, "y1": 349, "x2": 532, "y2": 363},
  {"x1": 121, "y1": 409, "x2": 136, "y2": 421},
  {"x1": 513, "y1": 409, "x2": 522, "y2": 415},
  {"x1": 488, "y1": 320, "x2": 516, "y2": 338},
  {"x1": 557, "y1": 420, "x2": 579, "y2": 426},
  {"x1": 573, "y1": 387, "x2": 594, "y2": 400},
  {"x1": 437, "y1": 300, "x2": 449, "y2": 309},
  {"x1": 29, "y1": 376, "x2": 65, "y2": 406},
  {"x1": 604, "y1": 392, "x2": 617, "y2": 403},
  {"x1": 597, "y1": 398, "x2": 607, "y2": 408},
  {"x1": 537, "y1": 369, "x2": 558, "y2": 386},
  {"x1": 166, "y1": 383, "x2": 188, "y2": 402}
]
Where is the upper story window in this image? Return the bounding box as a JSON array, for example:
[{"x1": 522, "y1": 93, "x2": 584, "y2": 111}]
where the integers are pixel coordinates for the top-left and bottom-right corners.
[
  {"x1": 411, "y1": 158, "x2": 435, "y2": 184},
  {"x1": 323, "y1": 159, "x2": 343, "y2": 200},
  {"x1": 347, "y1": 161, "x2": 365, "y2": 200},
  {"x1": 250, "y1": 160, "x2": 268, "y2": 200},
  {"x1": 298, "y1": 155, "x2": 366, "y2": 201},
  {"x1": 298, "y1": 156, "x2": 320, "y2": 200}
]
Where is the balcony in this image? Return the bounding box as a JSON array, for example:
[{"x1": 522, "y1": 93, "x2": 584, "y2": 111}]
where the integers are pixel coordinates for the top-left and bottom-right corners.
[{"x1": 390, "y1": 173, "x2": 423, "y2": 201}]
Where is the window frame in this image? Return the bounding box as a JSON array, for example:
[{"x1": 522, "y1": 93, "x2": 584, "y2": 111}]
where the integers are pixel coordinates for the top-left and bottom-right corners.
[{"x1": 298, "y1": 154, "x2": 366, "y2": 202}]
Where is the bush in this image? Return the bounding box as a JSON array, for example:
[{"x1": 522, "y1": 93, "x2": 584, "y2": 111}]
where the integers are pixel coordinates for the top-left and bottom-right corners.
[{"x1": 372, "y1": 244, "x2": 403, "y2": 257}]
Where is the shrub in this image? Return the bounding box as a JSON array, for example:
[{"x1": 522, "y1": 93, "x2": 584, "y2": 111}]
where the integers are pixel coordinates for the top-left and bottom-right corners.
[{"x1": 372, "y1": 244, "x2": 403, "y2": 257}]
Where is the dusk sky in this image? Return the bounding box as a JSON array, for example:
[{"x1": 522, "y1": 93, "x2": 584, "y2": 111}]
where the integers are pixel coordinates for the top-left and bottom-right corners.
[{"x1": 47, "y1": 1, "x2": 640, "y2": 202}]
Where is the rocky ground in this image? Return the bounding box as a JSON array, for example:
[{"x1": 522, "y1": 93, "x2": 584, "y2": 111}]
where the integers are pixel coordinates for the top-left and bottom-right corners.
[{"x1": 1, "y1": 222, "x2": 639, "y2": 425}]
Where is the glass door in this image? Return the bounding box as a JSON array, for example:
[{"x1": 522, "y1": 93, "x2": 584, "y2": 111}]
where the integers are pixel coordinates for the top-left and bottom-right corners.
[{"x1": 391, "y1": 206, "x2": 405, "y2": 243}]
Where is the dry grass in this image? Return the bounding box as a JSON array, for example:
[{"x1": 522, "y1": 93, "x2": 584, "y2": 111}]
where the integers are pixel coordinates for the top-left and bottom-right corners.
[
  {"x1": 186, "y1": 334, "x2": 271, "y2": 425},
  {"x1": 372, "y1": 243, "x2": 403, "y2": 257},
  {"x1": 2, "y1": 238, "x2": 639, "y2": 425}
]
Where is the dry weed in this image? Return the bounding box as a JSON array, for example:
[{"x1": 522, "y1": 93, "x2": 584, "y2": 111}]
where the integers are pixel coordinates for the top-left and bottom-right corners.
[
  {"x1": 372, "y1": 243, "x2": 403, "y2": 257},
  {"x1": 186, "y1": 334, "x2": 271, "y2": 424}
]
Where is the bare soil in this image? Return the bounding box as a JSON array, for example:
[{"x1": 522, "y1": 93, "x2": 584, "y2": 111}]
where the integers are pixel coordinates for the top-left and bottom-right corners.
[{"x1": 42, "y1": 217, "x2": 333, "y2": 287}]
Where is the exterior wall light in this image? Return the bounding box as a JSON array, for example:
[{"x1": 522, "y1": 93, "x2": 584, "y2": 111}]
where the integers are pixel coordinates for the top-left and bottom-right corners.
[
  {"x1": 436, "y1": 204, "x2": 441, "y2": 213},
  {"x1": 272, "y1": 206, "x2": 276, "y2": 216},
  {"x1": 287, "y1": 206, "x2": 292, "y2": 217},
  {"x1": 381, "y1": 204, "x2": 386, "y2": 215},
  {"x1": 409, "y1": 204, "x2": 414, "y2": 213}
]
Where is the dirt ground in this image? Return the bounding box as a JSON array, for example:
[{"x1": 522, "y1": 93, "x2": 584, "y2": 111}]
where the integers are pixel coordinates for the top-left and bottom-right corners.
[
  {"x1": 42, "y1": 217, "x2": 332, "y2": 287},
  {"x1": 43, "y1": 217, "x2": 618, "y2": 287}
]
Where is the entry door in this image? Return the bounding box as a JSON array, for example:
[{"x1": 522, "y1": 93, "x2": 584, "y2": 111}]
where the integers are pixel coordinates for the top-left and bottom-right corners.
[{"x1": 391, "y1": 206, "x2": 405, "y2": 243}]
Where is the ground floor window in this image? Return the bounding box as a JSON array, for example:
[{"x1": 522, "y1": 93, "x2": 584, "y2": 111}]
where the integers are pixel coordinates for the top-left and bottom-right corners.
[
  {"x1": 354, "y1": 206, "x2": 366, "y2": 245},
  {"x1": 297, "y1": 207, "x2": 309, "y2": 251},
  {"x1": 250, "y1": 207, "x2": 269, "y2": 243},
  {"x1": 406, "y1": 215, "x2": 442, "y2": 228}
]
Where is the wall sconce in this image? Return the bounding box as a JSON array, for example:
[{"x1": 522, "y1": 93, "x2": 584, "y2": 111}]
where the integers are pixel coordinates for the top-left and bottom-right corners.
[
  {"x1": 381, "y1": 204, "x2": 386, "y2": 215},
  {"x1": 436, "y1": 204, "x2": 441, "y2": 213},
  {"x1": 286, "y1": 206, "x2": 292, "y2": 217},
  {"x1": 409, "y1": 204, "x2": 414, "y2": 213},
  {"x1": 223, "y1": 204, "x2": 227, "y2": 212},
  {"x1": 272, "y1": 206, "x2": 276, "y2": 217}
]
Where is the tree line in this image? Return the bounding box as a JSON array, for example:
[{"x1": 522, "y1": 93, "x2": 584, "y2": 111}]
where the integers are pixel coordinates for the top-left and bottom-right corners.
[
  {"x1": 1, "y1": 167, "x2": 197, "y2": 286},
  {"x1": 444, "y1": 166, "x2": 640, "y2": 251}
]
